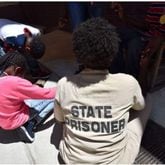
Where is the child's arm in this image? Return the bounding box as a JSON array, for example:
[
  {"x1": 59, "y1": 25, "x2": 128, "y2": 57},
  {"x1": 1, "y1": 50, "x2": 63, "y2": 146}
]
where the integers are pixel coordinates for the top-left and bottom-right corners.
[{"x1": 14, "y1": 77, "x2": 56, "y2": 100}]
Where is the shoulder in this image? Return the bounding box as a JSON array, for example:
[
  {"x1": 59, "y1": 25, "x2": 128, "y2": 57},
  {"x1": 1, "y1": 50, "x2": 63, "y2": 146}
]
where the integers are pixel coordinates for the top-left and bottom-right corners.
[
  {"x1": 57, "y1": 74, "x2": 79, "y2": 85},
  {"x1": 2, "y1": 75, "x2": 21, "y2": 82},
  {"x1": 111, "y1": 73, "x2": 138, "y2": 83},
  {"x1": 7, "y1": 76, "x2": 32, "y2": 85},
  {"x1": 0, "y1": 76, "x2": 31, "y2": 90},
  {"x1": 57, "y1": 76, "x2": 69, "y2": 87},
  {"x1": 110, "y1": 73, "x2": 140, "y2": 90},
  {"x1": 57, "y1": 75, "x2": 79, "y2": 90}
]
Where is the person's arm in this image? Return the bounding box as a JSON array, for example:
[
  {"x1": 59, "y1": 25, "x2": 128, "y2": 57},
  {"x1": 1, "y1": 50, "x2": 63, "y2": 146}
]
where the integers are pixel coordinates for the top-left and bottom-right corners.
[
  {"x1": 54, "y1": 100, "x2": 65, "y2": 123},
  {"x1": 111, "y1": 2, "x2": 149, "y2": 31},
  {"x1": 54, "y1": 79, "x2": 65, "y2": 123},
  {"x1": 132, "y1": 78, "x2": 145, "y2": 110},
  {"x1": 141, "y1": 35, "x2": 165, "y2": 59},
  {"x1": 14, "y1": 77, "x2": 56, "y2": 100},
  {"x1": 139, "y1": 35, "x2": 165, "y2": 71}
]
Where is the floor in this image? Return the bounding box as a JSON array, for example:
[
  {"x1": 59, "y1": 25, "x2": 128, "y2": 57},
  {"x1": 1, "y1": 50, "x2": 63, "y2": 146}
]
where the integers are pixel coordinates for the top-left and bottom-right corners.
[
  {"x1": 135, "y1": 120, "x2": 165, "y2": 164},
  {"x1": 149, "y1": 87, "x2": 165, "y2": 128}
]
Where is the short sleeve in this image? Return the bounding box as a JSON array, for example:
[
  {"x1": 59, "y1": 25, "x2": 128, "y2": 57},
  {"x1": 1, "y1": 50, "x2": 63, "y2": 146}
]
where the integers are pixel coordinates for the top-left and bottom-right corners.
[{"x1": 54, "y1": 78, "x2": 65, "y2": 122}]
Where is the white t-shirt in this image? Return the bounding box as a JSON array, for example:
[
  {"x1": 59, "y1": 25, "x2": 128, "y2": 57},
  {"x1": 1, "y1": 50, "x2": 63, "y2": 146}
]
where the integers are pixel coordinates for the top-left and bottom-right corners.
[
  {"x1": 55, "y1": 70, "x2": 145, "y2": 164},
  {"x1": 0, "y1": 19, "x2": 40, "y2": 40}
]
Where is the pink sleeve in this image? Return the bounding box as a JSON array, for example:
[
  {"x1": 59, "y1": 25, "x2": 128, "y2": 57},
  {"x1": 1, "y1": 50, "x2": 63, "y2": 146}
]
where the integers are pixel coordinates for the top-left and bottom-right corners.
[{"x1": 14, "y1": 77, "x2": 56, "y2": 100}]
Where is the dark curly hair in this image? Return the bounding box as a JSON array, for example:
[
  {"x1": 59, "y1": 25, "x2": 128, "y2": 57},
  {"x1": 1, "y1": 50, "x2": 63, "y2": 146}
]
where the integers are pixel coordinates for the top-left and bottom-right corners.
[
  {"x1": 29, "y1": 36, "x2": 46, "y2": 59},
  {"x1": 72, "y1": 17, "x2": 120, "y2": 70}
]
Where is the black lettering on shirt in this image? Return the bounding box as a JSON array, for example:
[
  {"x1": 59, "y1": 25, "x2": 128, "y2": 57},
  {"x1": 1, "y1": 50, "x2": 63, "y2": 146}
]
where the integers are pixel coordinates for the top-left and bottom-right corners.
[
  {"x1": 104, "y1": 106, "x2": 112, "y2": 118},
  {"x1": 65, "y1": 118, "x2": 126, "y2": 134},
  {"x1": 111, "y1": 121, "x2": 118, "y2": 133},
  {"x1": 71, "y1": 106, "x2": 79, "y2": 117},
  {"x1": 119, "y1": 119, "x2": 125, "y2": 130},
  {"x1": 100, "y1": 121, "x2": 110, "y2": 133},
  {"x1": 91, "y1": 122, "x2": 100, "y2": 132},
  {"x1": 95, "y1": 106, "x2": 103, "y2": 118},
  {"x1": 87, "y1": 106, "x2": 95, "y2": 118},
  {"x1": 70, "y1": 119, "x2": 78, "y2": 129},
  {"x1": 79, "y1": 106, "x2": 86, "y2": 117},
  {"x1": 82, "y1": 121, "x2": 90, "y2": 132}
]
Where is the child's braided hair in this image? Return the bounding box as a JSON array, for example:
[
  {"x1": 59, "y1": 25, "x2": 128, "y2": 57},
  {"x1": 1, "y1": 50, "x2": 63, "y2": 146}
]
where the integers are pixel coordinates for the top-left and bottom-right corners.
[{"x1": 0, "y1": 51, "x2": 30, "y2": 74}]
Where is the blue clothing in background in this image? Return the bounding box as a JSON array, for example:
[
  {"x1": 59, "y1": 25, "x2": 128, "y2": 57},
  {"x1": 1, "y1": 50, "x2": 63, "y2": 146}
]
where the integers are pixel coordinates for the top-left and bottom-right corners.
[{"x1": 68, "y1": 2, "x2": 103, "y2": 30}]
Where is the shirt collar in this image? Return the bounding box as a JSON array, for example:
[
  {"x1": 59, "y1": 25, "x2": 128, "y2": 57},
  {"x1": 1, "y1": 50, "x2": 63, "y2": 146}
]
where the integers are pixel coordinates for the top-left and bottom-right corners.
[{"x1": 80, "y1": 69, "x2": 109, "y2": 75}]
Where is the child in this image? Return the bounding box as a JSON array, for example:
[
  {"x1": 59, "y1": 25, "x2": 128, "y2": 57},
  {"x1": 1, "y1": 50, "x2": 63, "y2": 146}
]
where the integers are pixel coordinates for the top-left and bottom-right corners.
[
  {"x1": 54, "y1": 18, "x2": 147, "y2": 164},
  {"x1": 0, "y1": 51, "x2": 56, "y2": 143}
]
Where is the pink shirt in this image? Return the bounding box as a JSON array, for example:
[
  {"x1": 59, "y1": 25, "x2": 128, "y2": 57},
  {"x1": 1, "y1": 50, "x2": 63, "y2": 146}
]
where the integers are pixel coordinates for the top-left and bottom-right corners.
[{"x1": 0, "y1": 76, "x2": 56, "y2": 130}]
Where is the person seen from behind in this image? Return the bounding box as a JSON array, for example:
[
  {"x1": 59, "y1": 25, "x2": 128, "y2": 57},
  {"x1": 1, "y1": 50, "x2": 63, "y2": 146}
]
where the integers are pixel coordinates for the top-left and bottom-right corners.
[
  {"x1": 0, "y1": 51, "x2": 56, "y2": 143},
  {"x1": 109, "y1": 2, "x2": 165, "y2": 94},
  {"x1": 54, "y1": 18, "x2": 148, "y2": 164}
]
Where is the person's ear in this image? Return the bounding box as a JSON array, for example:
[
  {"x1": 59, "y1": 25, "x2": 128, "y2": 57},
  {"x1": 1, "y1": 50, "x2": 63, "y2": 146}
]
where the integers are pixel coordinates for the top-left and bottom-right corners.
[{"x1": 15, "y1": 66, "x2": 24, "y2": 76}]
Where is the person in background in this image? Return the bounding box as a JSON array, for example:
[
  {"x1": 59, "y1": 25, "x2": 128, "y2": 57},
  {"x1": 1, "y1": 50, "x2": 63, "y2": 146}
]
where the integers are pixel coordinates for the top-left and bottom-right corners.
[
  {"x1": 19, "y1": 36, "x2": 51, "y2": 81},
  {"x1": 0, "y1": 18, "x2": 40, "y2": 55},
  {"x1": 68, "y1": 2, "x2": 104, "y2": 30},
  {"x1": 0, "y1": 51, "x2": 56, "y2": 143},
  {"x1": 67, "y1": 2, "x2": 104, "y2": 74},
  {"x1": 0, "y1": 18, "x2": 51, "y2": 80},
  {"x1": 54, "y1": 18, "x2": 149, "y2": 164},
  {"x1": 110, "y1": 2, "x2": 165, "y2": 81}
]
